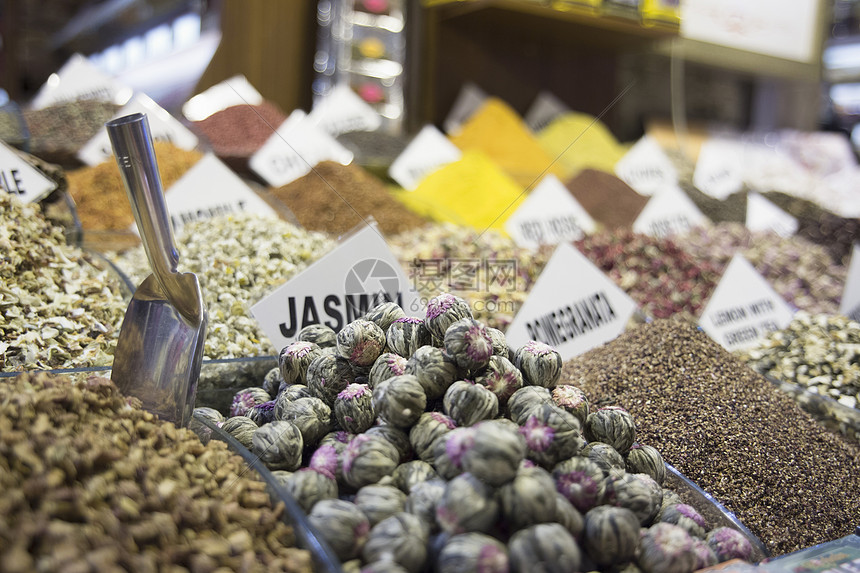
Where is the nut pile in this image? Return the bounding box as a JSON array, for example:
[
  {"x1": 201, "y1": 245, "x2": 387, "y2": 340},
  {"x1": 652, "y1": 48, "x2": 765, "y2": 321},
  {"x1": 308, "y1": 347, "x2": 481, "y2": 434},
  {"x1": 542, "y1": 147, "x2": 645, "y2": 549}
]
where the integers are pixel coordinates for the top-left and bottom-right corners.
[
  {"x1": 563, "y1": 318, "x2": 860, "y2": 556},
  {"x1": 679, "y1": 223, "x2": 846, "y2": 315},
  {"x1": 573, "y1": 229, "x2": 722, "y2": 320},
  {"x1": 0, "y1": 194, "x2": 127, "y2": 371},
  {"x1": 67, "y1": 142, "x2": 203, "y2": 232},
  {"x1": 208, "y1": 294, "x2": 760, "y2": 572},
  {"x1": 0, "y1": 372, "x2": 311, "y2": 572},
  {"x1": 738, "y1": 312, "x2": 860, "y2": 410},
  {"x1": 111, "y1": 213, "x2": 334, "y2": 359},
  {"x1": 388, "y1": 223, "x2": 552, "y2": 331}
]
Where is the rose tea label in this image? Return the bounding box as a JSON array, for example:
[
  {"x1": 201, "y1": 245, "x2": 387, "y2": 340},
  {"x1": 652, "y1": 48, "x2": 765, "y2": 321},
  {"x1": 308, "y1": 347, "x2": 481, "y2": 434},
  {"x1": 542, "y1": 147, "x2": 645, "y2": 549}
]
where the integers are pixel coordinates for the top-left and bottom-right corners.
[
  {"x1": 389, "y1": 125, "x2": 462, "y2": 191},
  {"x1": 30, "y1": 53, "x2": 133, "y2": 110},
  {"x1": 632, "y1": 185, "x2": 709, "y2": 239},
  {"x1": 308, "y1": 83, "x2": 383, "y2": 136},
  {"x1": 161, "y1": 153, "x2": 279, "y2": 233},
  {"x1": 78, "y1": 93, "x2": 199, "y2": 166},
  {"x1": 614, "y1": 135, "x2": 677, "y2": 195},
  {"x1": 504, "y1": 174, "x2": 596, "y2": 248},
  {"x1": 699, "y1": 255, "x2": 795, "y2": 352},
  {"x1": 0, "y1": 140, "x2": 58, "y2": 203},
  {"x1": 250, "y1": 109, "x2": 354, "y2": 187},
  {"x1": 745, "y1": 192, "x2": 798, "y2": 237},
  {"x1": 506, "y1": 243, "x2": 638, "y2": 360},
  {"x1": 840, "y1": 243, "x2": 860, "y2": 323},
  {"x1": 251, "y1": 224, "x2": 422, "y2": 349}
]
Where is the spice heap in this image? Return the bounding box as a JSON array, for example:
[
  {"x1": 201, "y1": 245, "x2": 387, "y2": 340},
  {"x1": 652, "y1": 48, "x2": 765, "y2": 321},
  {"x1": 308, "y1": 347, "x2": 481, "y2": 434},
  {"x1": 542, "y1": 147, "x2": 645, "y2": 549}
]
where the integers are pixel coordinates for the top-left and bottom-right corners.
[
  {"x1": 211, "y1": 294, "x2": 761, "y2": 572},
  {"x1": 679, "y1": 223, "x2": 846, "y2": 315},
  {"x1": 192, "y1": 101, "x2": 287, "y2": 166},
  {"x1": 536, "y1": 112, "x2": 628, "y2": 179},
  {"x1": 0, "y1": 372, "x2": 311, "y2": 572},
  {"x1": 566, "y1": 169, "x2": 649, "y2": 229},
  {"x1": 388, "y1": 223, "x2": 552, "y2": 330},
  {"x1": 22, "y1": 100, "x2": 120, "y2": 166},
  {"x1": 563, "y1": 318, "x2": 860, "y2": 556},
  {"x1": 67, "y1": 142, "x2": 203, "y2": 232},
  {"x1": 763, "y1": 191, "x2": 860, "y2": 266},
  {"x1": 738, "y1": 312, "x2": 860, "y2": 410},
  {"x1": 0, "y1": 194, "x2": 127, "y2": 371},
  {"x1": 270, "y1": 160, "x2": 427, "y2": 236},
  {"x1": 0, "y1": 104, "x2": 28, "y2": 149},
  {"x1": 112, "y1": 213, "x2": 334, "y2": 359},
  {"x1": 574, "y1": 229, "x2": 722, "y2": 320}
]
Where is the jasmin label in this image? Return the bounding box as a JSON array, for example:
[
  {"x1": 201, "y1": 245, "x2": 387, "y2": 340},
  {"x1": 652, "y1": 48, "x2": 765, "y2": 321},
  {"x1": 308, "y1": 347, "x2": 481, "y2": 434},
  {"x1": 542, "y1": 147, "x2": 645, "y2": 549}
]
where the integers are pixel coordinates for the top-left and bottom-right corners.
[
  {"x1": 524, "y1": 91, "x2": 570, "y2": 133},
  {"x1": 308, "y1": 83, "x2": 383, "y2": 136},
  {"x1": 250, "y1": 109, "x2": 354, "y2": 187},
  {"x1": 506, "y1": 243, "x2": 638, "y2": 360},
  {"x1": 0, "y1": 140, "x2": 58, "y2": 203},
  {"x1": 30, "y1": 53, "x2": 133, "y2": 110},
  {"x1": 161, "y1": 154, "x2": 279, "y2": 232},
  {"x1": 745, "y1": 192, "x2": 798, "y2": 237},
  {"x1": 694, "y1": 139, "x2": 744, "y2": 200},
  {"x1": 632, "y1": 185, "x2": 709, "y2": 239},
  {"x1": 78, "y1": 93, "x2": 200, "y2": 166},
  {"x1": 504, "y1": 174, "x2": 596, "y2": 248},
  {"x1": 614, "y1": 135, "x2": 677, "y2": 195},
  {"x1": 251, "y1": 224, "x2": 423, "y2": 348},
  {"x1": 699, "y1": 255, "x2": 795, "y2": 351},
  {"x1": 840, "y1": 243, "x2": 860, "y2": 323},
  {"x1": 389, "y1": 125, "x2": 462, "y2": 191}
]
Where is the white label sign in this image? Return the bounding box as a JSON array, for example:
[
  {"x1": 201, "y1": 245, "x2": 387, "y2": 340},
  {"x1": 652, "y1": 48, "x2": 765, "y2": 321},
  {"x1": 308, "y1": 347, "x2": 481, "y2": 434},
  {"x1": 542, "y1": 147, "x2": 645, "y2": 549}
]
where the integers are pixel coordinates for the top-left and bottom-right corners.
[
  {"x1": 30, "y1": 53, "x2": 133, "y2": 110},
  {"x1": 0, "y1": 141, "x2": 58, "y2": 203},
  {"x1": 524, "y1": 91, "x2": 570, "y2": 133},
  {"x1": 694, "y1": 139, "x2": 745, "y2": 200},
  {"x1": 840, "y1": 244, "x2": 860, "y2": 323},
  {"x1": 251, "y1": 225, "x2": 423, "y2": 349},
  {"x1": 505, "y1": 175, "x2": 596, "y2": 248},
  {"x1": 78, "y1": 93, "x2": 200, "y2": 166},
  {"x1": 632, "y1": 185, "x2": 709, "y2": 239},
  {"x1": 506, "y1": 243, "x2": 638, "y2": 360},
  {"x1": 162, "y1": 154, "x2": 279, "y2": 232},
  {"x1": 699, "y1": 255, "x2": 795, "y2": 352},
  {"x1": 745, "y1": 192, "x2": 798, "y2": 237},
  {"x1": 250, "y1": 110, "x2": 354, "y2": 187},
  {"x1": 182, "y1": 75, "x2": 263, "y2": 122},
  {"x1": 443, "y1": 82, "x2": 488, "y2": 135},
  {"x1": 389, "y1": 125, "x2": 462, "y2": 191},
  {"x1": 308, "y1": 83, "x2": 383, "y2": 136},
  {"x1": 614, "y1": 135, "x2": 678, "y2": 195}
]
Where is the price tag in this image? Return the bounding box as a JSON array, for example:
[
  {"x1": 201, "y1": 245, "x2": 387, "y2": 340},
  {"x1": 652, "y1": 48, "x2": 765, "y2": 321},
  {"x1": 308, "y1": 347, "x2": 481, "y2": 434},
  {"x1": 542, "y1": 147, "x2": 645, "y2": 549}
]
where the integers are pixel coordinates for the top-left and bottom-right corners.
[
  {"x1": 504, "y1": 174, "x2": 596, "y2": 248},
  {"x1": 524, "y1": 91, "x2": 570, "y2": 133},
  {"x1": 250, "y1": 224, "x2": 423, "y2": 348},
  {"x1": 505, "y1": 243, "x2": 638, "y2": 360},
  {"x1": 30, "y1": 53, "x2": 133, "y2": 110},
  {"x1": 694, "y1": 139, "x2": 745, "y2": 200},
  {"x1": 443, "y1": 82, "x2": 488, "y2": 135},
  {"x1": 388, "y1": 125, "x2": 462, "y2": 191},
  {"x1": 840, "y1": 244, "x2": 860, "y2": 323},
  {"x1": 160, "y1": 154, "x2": 279, "y2": 233},
  {"x1": 632, "y1": 185, "x2": 709, "y2": 239},
  {"x1": 182, "y1": 75, "x2": 263, "y2": 122},
  {"x1": 745, "y1": 192, "x2": 798, "y2": 237},
  {"x1": 249, "y1": 109, "x2": 354, "y2": 187},
  {"x1": 0, "y1": 140, "x2": 58, "y2": 203},
  {"x1": 699, "y1": 255, "x2": 795, "y2": 352},
  {"x1": 308, "y1": 83, "x2": 383, "y2": 136},
  {"x1": 614, "y1": 135, "x2": 678, "y2": 195},
  {"x1": 77, "y1": 93, "x2": 200, "y2": 166}
]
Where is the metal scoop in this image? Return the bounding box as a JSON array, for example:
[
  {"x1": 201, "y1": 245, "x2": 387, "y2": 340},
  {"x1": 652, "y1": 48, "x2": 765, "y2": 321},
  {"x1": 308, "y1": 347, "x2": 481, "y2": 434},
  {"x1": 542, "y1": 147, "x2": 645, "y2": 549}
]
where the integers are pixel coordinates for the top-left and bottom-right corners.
[{"x1": 107, "y1": 113, "x2": 207, "y2": 427}]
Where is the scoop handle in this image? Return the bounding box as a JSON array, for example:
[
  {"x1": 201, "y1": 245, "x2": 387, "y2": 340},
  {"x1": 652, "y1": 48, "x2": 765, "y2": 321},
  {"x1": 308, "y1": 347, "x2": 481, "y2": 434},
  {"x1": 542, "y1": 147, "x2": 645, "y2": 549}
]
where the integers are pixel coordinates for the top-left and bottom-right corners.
[{"x1": 107, "y1": 113, "x2": 200, "y2": 323}]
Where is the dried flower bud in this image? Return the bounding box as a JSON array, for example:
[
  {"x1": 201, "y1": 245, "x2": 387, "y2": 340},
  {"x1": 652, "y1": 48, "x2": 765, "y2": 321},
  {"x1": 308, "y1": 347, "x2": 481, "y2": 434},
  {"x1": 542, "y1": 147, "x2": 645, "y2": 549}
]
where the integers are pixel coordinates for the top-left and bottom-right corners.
[
  {"x1": 639, "y1": 523, "x2": 697, "y2": 573},
  {"x1": 369, "y1": 352, "x2": 408, "y2": 389},
  {"x1": 308, "y1": 499, "x2": 371, "y2": 561},
  {"x1": 437, "y1": 532, "x2": 508, "y2": 573},
  {"x1": 514, "y1": 340, "x2": 563, "y2": 389},
  {"x1": 354, "y1": 484, "x2": 408, "y2": 526},
  {"x1": 585, "y1": 406, "x2": 637, "y2": 455},
  {"x1": 387, "y1": 317, "x2": 432, "y2": 358},
  {"x1": 443, "y1": 381, "x2": 499, "y2": 427},
  {"x1": 298, "y1": 323, "x2": 337, "y2": 348},
  {"x1": 410, "y1": 412, "x2": 457, "y2": 463},
  {"x1": 552, "y1": 385, "x2": 590, "y2": 426},
  {"x1": 424, "y1": 293, "x2": 473, "y2": 340},
  {"x1": 307, "y1": 353, "x2": 356, "y2": 406},
  {"x1": 335, "y1": 383, "x2": 376, "y2": 433},
  {"x1": 461, "y1": 420, "x2": 525, "y2": 486},
  {"x1": 372, "y1": 374, "x2": 427, "y2": 429},
  {"x1": 436, "y1": 473, "x2": 499, "y2": 535},
  {"x1": 363, "y1": 512, "x2": 429, "y2": 573},
  {"x1": 251, "y1": 420, "x2": 303, "y2": 471},
  {"x1": 444, "y1": 318, "x2": 493, "y2": 373},
  {"x1": 475, "y1": 355, "x2": 523, "y2": 407},
  {"x1": 364, "y1": 301, "x2": 407, "y2": 333},
  {"x1": 508, "y1": 523, "x2": 582, "y2": 573},
  {"x1": 230, "y1": 386, "x2": 271, "y2": 417},
  {"x1": 343, "y1": 433, "x2": 401, "y2": 489},
  {"x1": 279, "y1": 341, "x2": 324, "y2": 385},
  {"x1": 337, "y1": 319, "x2": 387, "y2": 367},
  {"x1": 406, "y1": 345, "x2": 459, "y2": 399},
  {"x1": 498, "y1": 465, "x2": 558, "y2": 531}
]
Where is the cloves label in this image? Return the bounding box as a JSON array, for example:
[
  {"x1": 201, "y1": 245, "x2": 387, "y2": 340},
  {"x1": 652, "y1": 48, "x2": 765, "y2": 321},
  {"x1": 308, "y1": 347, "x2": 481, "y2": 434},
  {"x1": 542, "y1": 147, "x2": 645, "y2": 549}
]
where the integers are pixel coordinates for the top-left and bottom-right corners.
[
  {"x1": 0, "y1": 140, "x2": 57, "y2": 203},
  {"x1": 699, "y1": 255, "x2": 795, "y2": 351}
]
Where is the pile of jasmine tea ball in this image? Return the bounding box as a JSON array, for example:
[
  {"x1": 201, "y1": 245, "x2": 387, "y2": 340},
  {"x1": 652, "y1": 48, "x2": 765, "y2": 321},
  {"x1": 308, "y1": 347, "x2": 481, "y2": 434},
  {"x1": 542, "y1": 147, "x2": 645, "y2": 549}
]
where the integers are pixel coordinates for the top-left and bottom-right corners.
[{"x1": 195, "y1": 293, "x2": 755, "y2": 573}]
